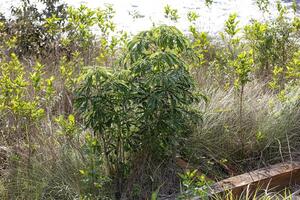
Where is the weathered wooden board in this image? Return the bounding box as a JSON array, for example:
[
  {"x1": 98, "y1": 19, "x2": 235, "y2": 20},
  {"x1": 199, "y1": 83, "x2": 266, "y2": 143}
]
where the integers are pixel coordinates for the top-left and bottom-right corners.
[{"x1": 208, "y1": 161, "x2": 300, "y2": 198}]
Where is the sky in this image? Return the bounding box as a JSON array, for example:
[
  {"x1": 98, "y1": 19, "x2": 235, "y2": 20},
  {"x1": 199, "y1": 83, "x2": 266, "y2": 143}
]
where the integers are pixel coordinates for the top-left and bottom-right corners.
[
  {"x1": 63, "y1": 0, "x2": 270, "y2": 34},
  {"x1": 0, "y1": 0, "x2": 296, "y2": 34}
]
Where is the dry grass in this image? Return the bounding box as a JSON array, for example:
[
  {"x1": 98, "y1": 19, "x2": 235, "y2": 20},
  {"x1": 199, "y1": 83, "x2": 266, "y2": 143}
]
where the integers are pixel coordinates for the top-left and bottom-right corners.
[
  {"x1": 0, "y1": 132, "x2": 112, "y2": 200},
  {"x1": 183, "y1": 80, "x2": 300, "y2": 179}
]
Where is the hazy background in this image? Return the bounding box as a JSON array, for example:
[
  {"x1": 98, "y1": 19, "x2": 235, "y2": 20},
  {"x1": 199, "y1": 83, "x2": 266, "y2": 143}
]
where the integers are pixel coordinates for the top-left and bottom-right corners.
[{"x1": 0, "y1": 0, "x2": 298, "y2": 34}]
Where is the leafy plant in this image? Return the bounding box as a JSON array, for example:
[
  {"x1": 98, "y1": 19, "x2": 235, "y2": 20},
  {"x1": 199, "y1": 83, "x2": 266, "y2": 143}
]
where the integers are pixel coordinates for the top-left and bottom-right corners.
[
  {"x1": 212, "y1": 13, "x2": 242, "y2": 87},
  {"x1": 256, "y1": 0, "x2": 270, "y2": 13},
  {"x1": 124, "y1": 25, "x2": 203, "y2": 157},
  {"x1": 75, "y1": 25, "x2": 204, "y2": 199},
  {"x1": 75, "y1": 67, "x2": 133, "y2": 199},
  {"x1": 178, "y1": 170, "x2": 213, "y2": 199},
  {"x1": 164, "y1": 5, "x2": 180, "y2": 22},
  {"x1": 9, "y1": 0, "x2": 67, "y2": 57},
  {"x1": 232, "y1": 50, "x2": 253, "y2": 134}
]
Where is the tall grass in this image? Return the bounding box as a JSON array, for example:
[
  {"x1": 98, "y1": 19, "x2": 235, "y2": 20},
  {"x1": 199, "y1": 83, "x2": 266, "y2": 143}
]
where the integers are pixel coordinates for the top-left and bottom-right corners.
[
  {"x1": 1, "y1": 132, "x2": 112, "y2": 200},
  {"x1": 210, "y1": 188, "x2": 294, "y2": 200},
  {"x1": 184, "y1": 80, "x2": 300, "y2": 179}
]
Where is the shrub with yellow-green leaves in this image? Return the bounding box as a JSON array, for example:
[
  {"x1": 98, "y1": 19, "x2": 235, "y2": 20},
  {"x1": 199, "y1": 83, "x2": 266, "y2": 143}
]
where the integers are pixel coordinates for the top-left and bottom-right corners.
[{"x1": 0, "y1": 53, "x2": 55, "y2": 144}]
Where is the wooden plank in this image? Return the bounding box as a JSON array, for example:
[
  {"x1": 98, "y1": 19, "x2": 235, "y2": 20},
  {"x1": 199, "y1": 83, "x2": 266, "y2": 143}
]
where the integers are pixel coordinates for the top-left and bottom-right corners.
[{"x1": 206, "y1": 162, "x2": 300, "y2": 198}]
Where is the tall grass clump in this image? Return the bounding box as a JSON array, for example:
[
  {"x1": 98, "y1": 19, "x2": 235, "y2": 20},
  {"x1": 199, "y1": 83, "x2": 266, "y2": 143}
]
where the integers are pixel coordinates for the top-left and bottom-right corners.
[
  {"x1": 2, "y1": 132, "x2": 112, "y2": 200},
  {"x1": 184, "y1": 81, "x2": 300, "y2": 179}
]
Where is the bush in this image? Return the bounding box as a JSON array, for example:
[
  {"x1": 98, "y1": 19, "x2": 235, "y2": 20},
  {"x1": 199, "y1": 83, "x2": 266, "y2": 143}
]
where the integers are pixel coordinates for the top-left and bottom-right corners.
[{"x1": 75, "y1": 25, "x2": 204, "y2": 199}]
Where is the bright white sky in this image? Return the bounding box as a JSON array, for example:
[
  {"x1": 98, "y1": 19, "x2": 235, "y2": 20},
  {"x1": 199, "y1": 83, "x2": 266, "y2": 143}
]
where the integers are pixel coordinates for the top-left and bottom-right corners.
[
  {"x1": 63, "y1": 0, "x2": 270, "y2": 34},
  {"x1": 0, "y1": 0, "x2": 295, "y2": 34}
]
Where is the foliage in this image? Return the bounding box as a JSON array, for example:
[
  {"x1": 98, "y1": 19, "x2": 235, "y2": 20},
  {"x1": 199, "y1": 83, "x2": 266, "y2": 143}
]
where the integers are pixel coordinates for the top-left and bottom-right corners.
[
  {"x1": 187, "y1": 11, "x2": 199, "y2": 23},
  {"x1": 178, "y1": 170, "x2": 213, "y2": 199},
  {"x1": 124, "y1": 25, "x2": 202, "y2": 157},
  {"x1": 209, "y1": 13, "x2": 242, "y2": 87},
  {"x1": 0, "y1": 1, "x2": 300, "y2": 199},
  {"x1": 75, "y1": 25, "x2": 203, "y2": 199},
  {"x1": 9, "y1": 0, "x2": 67, "y2": 57},
  {"x1": 244, "y1": 20, "x2": 272, "y2": 78},
  {"x1": 164, "y1": 5, "x2": 180, "y2": 22},
  {"x1": 244, "y1": 5, "x2": 300, "y2": 88},
  {"x1": 0, "y1": 54, "x2": 54, "y2": 144},
  {"x1": 186, "y1": 81, "x2": 300, "y2": 180},
  {"x1": 224, "y1": 13, "x2": 240, "y2": 38},
  {"x1": 256, "y1": 0, "x2": 270, "y2": 13},
  {"x1": 80, "y1": 133, "x2": 112, "y2": 199},
  {"x1": 286, "y1": 50, "x2": 300, "y2": 81},
  {"x1": 75, "y1": 67, "x2": 132, "y2": 178},
  {"x1": 232, "y1": 50, "x2": 253, "y2": 90},
  {"x1": 205, "y1": 0, "x2": 214, "y2": 7}
]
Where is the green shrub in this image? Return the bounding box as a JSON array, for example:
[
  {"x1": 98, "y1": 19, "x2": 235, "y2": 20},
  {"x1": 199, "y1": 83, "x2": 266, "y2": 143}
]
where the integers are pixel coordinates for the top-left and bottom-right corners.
[{"x1": 75, "y1": 25, "x2": 204, "y2": 199}]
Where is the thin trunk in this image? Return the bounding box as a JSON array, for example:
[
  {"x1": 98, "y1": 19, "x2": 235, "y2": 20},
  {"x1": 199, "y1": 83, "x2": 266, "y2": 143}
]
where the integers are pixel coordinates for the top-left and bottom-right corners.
[
  {"x1": 100, "y1": 133, "x2": 112, "y2": 175},
  {"x1": 239, "y1": 85, "x2": 245, "y2": 153},
  {"x1": 239, "y1": 85, "x2": 244, "y2": 128}
]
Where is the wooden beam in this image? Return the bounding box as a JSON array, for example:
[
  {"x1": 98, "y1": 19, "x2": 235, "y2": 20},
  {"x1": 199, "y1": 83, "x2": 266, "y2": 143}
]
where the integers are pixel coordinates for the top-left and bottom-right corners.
[{"x1": 205, "y1": 162, "x2": 300, "y2": 198}]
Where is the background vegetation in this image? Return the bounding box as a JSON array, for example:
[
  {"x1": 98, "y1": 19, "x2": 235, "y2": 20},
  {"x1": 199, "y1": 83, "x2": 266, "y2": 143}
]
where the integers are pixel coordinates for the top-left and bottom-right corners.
[{"x1": 0, "y1": 0, "x2": 299, "y2": 199}]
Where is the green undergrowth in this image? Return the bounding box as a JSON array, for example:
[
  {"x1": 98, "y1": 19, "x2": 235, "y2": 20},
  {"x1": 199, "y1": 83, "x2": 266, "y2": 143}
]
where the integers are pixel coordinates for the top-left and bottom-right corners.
[{"x1": 0, "y1": 0, "x2": 299, "y2": 199}]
